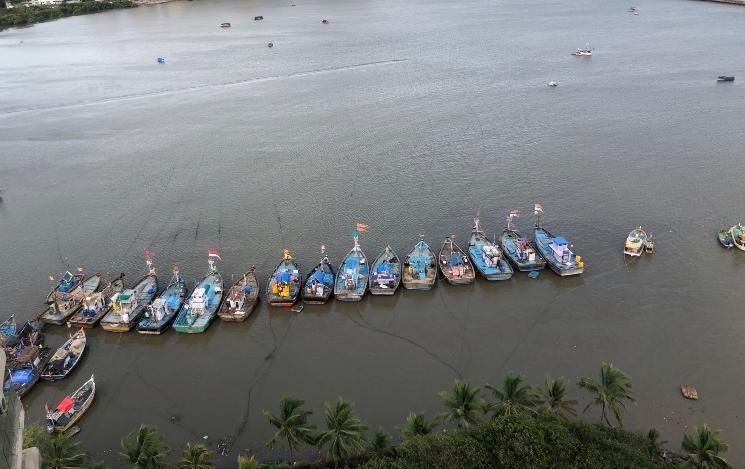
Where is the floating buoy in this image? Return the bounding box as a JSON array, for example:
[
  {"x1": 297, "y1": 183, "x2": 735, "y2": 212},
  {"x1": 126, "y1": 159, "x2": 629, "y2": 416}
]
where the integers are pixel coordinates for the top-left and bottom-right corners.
[
  {"x1": 254, "y1": 15, "x2": 264, "y2": 21},
  {"x1": 156, "y1": 57, "x2": 166, "y2": 64},
  {"x1": 322, "y1": 19, "x2": 329, "y2": 24},
  {"x1": 267, "y1": 42, "x2": 274, "y2": 48},
  {"x1": 681, "y1": 385, "x2": 698, "y2": 400}
]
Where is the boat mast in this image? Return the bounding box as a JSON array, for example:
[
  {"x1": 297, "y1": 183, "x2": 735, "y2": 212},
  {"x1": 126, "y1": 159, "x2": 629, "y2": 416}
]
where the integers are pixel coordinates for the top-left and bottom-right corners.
[{"x1": 534, "y1": 203, "x2": 543, "y2": 228}]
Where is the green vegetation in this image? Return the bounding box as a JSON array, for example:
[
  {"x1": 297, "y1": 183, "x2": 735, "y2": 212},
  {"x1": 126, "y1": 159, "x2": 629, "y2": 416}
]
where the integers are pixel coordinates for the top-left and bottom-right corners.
[
  {"x1": 0, "y1": 0, "x2": 136, "y2": 31},
  {"x1": 20, "y1": 363, "x2": 731, "y2": 468}
]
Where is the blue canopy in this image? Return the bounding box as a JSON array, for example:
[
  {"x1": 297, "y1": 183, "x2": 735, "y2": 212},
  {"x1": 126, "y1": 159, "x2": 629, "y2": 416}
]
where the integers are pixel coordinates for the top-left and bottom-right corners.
[
  {"x1": 314, "y1": 271, "x2": 325, "y2": 282},
  {"x1": 11, "y1": 369, "x2": 34, "y2": 384},
  {"x1": 243, "y1": 285, "x2": 253, "y2": 293},
  {"x1": 280, "y1": 272, "x2": 291, "y2": 283},
  {"x1": 553, "y1": 237, "x2": 568, "y2": 245},
  {"x1": 376, "y1": 262, "x2": 391, "y2": 273},
  {"x1": 166, "y1": 296, "x2": 181, "y2": 310}
]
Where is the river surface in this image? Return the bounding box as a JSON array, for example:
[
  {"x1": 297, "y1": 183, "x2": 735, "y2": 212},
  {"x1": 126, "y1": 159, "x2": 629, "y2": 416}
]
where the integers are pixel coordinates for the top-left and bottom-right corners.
[{"x1": 1, "y1": 0, "x2": 745, "y2": 465}]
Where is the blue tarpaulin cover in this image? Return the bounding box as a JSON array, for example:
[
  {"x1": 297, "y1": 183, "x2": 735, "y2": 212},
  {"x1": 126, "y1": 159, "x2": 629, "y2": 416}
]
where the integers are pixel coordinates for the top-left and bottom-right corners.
[
  {"x1": 243, "y1": 285, "x2": 253, "y2": 293},
  {"x1": 280, "y1": 272, "x2": 291, "y2": 283},
  {"x1": 553, "y1": 237, "x2": 568, "y2": 245},
  {"x1": 11, "y1": 369, "x2": 34, "y2": 384}
]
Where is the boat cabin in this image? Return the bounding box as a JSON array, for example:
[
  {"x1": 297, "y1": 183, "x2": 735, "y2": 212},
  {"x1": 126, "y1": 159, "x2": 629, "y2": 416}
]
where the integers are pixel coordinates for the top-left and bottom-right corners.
[
  {"x1": 549, "y1": 237, "x2": 574, "y2": 264},
  {"x1": 189, "y1": 287, "x2": 209, "y2": 314},
  {"x1": 406, "y1": 254, "x2": 429, "y2": 280},
  {"x1": 227, "y1": 285, "x2": 249, "y2": 310},
  {"x1": 481, "y1": 245, "x2": 501, "y2": 268},
  {"x1": 57, "y1": 272, "x2": 78, "y2": 293},
  {"x1": 113, "y1": 289, "x2": 138, "y2": 322},
  {"x1": 372, "y1": 262, "x2": 396, "y2": 287}
]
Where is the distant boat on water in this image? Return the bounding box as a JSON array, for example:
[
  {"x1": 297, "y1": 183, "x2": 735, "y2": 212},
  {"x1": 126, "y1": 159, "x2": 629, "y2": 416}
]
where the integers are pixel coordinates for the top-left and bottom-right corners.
[
  {"x1": 46, "y1": 375, "x2": 95, "y2": 434},
  {"x1": 100, "y1": 257, "x2": 158, "y2": 332},
  {"x1": 402, "y1": 238, "x2": 437, "y2": 290},
  {"x1": 533, "y1": 204, "x2": 585, "y2": 276},
  {"x1": 439, "y1": 235, "x2": 475, "y2": 285},
  {"x1": 220, "y1": 22, "x2": 231, "y2": 28},
  {"x1": 623, "y1": 227, "x2": 648, "y2": 257},
  {"x1": 718, "y1": 75, "x2": 735, "y2": 82},
  {"x1": 467, "y1": 214, "x2": 513, "y2": 281},
  {"x1": 173, "y1": 251, "x2": 224, "y2": 333},
  {"x1": 718, "y1": 229, "x2": 733, "y2": 249},
  {"x1": 334, "y1": 230, "x2": 369, "y2": 301},
  {"x1": 572, "y1": 44, "x2": 593, "y2": 56},
  {"x1": 267, "y1": 250, "x2": 302, "y2": 307},
  {"x1": 41, "y1": 328, "x2": 86, "y2": 382},
  {"x1": 218, "y1": 268, "x2": 259, "y2": 322},
  {"x1": 500, "y1": 209, "x2": 545, "y2": 272},
  {"x1": 728, "y1": 224, "x2": 745, "y2": 251}
]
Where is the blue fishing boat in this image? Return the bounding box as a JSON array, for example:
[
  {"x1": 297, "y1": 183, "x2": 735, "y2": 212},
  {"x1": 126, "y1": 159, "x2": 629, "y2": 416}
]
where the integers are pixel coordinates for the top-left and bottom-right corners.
[
  {"x1": 334, "y1": 231, "x2": 369, "y2": 301},
  {"x1": 402, "y1": 239, "x2": 437, "y2": 290},
  {"x1": 41, "y1": 328, "x2": 86, "y2": 381},
  {"x1": 467, "y1": 215, "x2": 513, "y2": 281},
  {"x1": 0, "y1": 314, "x2": 16, "y2": 340},
  {"x1": 46, "y1": 271, "x2": 83, "y2": 304},
  {"x1": 173, "y1": 251, "x2": 224, "y2": 333},
  {"x1": 438, "y1": 235, "x2": 475, "y2": 285},
  {"x1": 718, "y1": 229, "x2": 733, "y2": 249},
  {"x1": 533, "y1": 204, "x2": 585, "y2": 276},
  {"x1": 3, "y1": 320, "x2": 49, "y2": 398},
  {"x1": 500, "y1": 209, "x2": 546, "y2": 272},
  {"x1": 303, "y1": 248, "x2": 334, "y2": 304},
  {"x1": 100, "y1": 258, "x2": 158, "y2": 332},
  {"x1": 137, "y1": 266, "x2": 186, "y2": 334},
  {"x1": 369, "y1": 245, "x2": 401, "y2": 295},
  {"x1": 267, "y1": 250, "x2": 302, "y2": 307},
  {"x1": 40, "y1": 274, "x2": 102, "y2": 326},
  {"x1": 218, "y1": 268, "x2": 259, "y2": 321}
]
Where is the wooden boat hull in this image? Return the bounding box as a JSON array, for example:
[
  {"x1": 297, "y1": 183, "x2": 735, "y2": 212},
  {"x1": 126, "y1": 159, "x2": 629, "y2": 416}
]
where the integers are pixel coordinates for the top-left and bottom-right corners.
[
  {"x1": 4, "y1": 348, "x2": 51, "y2": 398},
  {"x1": 500, "y1": 230, "x2": 546, "y2": 272},
  {"x1": 47, "y1": 376, "x2": 95, "y2": 433},
  {"x1": 173, "y1": 271, "x2": 223, "y2": 333},
  {"x1": 68, "y1": 310, "x2": 109, "y2": 328},
  {"x1": 41, "y1": 330, "x2": 86, "y2": 381},
  {"x1": 138, "y1": 273, "x2": 186, "y2": 334},
  {"x1": 335, "y1": 292, "x2": 366, "y2": 301},
  {"x1": 439, "y1": 238, "x2": 475, "y2": 285},
  {"x1": 100, "y1": 274, "x2": 158, "y2": 333},
  {"x1": 218, "y1": 271, "x2": 259, "y2": 322},
  {"x1": 718, "y1": 231, "x2": 733, "y2": 249},
  {"x1": 334, "y1": 247, "x2": 369, "y2": 301},
  {"x1": 402, "y1": 281, "x2": 435, "y2": 290},
  {"x1": 728, "y1": 225, "x2": 745, "y2": 251},
  {"x1": 369, "y1": 246, "x2": 401, "y2": 295},
  {"x1": 302, "y1": 258, "x2": 334, "y2": 304},
  {"x1": 535, "y1": 228, "x2": 584, "y2": 276},
  {"x1": 217, "y1": 304, "x2": 256, "y2": 321},
  {"x1": 402, "y1": 240, "x2": 438, "y2": 290},
  {"x1": 40, "y1": 275, "x2": 102, "y2": 325},
  {"x1": 267, "y1": 259, "x2": 301, "y2": 307}
]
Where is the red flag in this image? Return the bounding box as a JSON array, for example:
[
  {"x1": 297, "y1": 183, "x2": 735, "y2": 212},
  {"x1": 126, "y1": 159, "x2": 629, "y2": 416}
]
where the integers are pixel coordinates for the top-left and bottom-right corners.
[
  {"x1": 144, "y1": 250, "x2": 154, "y2": 260},
  {"x1": 475, "y1": 209, "x2": 480, "y2": 217},
  {"x1": 510, "y1": 208, "x2": 520, "y2": 217},
  {"x1": 208, "y1": 249, "x2": 221, "y2": 260}
]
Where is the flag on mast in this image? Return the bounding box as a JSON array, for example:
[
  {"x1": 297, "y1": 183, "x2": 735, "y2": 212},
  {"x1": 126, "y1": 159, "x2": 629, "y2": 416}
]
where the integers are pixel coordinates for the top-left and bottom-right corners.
[
  {"x1": 475, "y1": 209, "x2": 480, "y2": 217},
  {"x1": 509, "y1": 208, "x2": 520, "y2": 218},
  {"x1": 356, "y1": 223, "x2": 368, "y2": 233},
  {"x1": 208, "y1": 249, "x2": 221, "y2": 260},
  {"x1": 144, "y1": 249, "x2": 154, "y2": 260},
  {"x1": 534, "y1": 203, "x2": 543, "y2": 214}
]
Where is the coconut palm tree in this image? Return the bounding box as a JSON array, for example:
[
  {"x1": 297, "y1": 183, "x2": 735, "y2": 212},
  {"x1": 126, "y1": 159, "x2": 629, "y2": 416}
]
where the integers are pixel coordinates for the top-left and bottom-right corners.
[
  {"x1": 236, "y1": 455, "x2": 261, "y2": 469},
  {"x1": 577, "y1": 362, "x2": 634, "y2": 427},
  {"x1": 644, "y1": 427, "x2": 666, "y2": 457},
  {"x1": 681, "y1": 424, "x2": 731, "y2": 468},
  {"x1": 537, "y1": 375, "x2": 577, "y2": 417},
  {"x1": 316, "y1": 398, "x2": 368, "y2": 464},
  {"x1": 177, "y1": 442, "x2": 213, "y2": 469},
  {"x1": 485, "y1": 372, "x2": 538, "y2": 419},
  {"x1": 40, "y1": 434, "x2": 86, "y2": 469},
  {"x1": 263, "y1": 395, "x2": 317, "y2": 459},
  {"x1": 396, "y1": 412, "x2": 436, "y2": 439},
  {"x1": 368, "y1": 429, "x2": 393, "y2": 458},
  {"x1": 120, "y1": 424, "x2": 171, "y2": 469},
  {"x1": 436, "y1": 380, "x2": 484, "y2": 429}
]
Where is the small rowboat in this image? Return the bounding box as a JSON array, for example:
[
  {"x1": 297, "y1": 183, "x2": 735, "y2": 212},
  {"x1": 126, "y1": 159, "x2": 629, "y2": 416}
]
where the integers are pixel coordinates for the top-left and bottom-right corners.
[
  {"x1": 717, "y1": 75, "x2": 734, "y2": 82},
  {"x1": 369, "y1": 246, "x2": 401, "y2": 295},
  {"x1": 718, "y1": 229, "x2": 733, "y2": 249},
  {"x1": 173, "y1": 252, "x2": 224, "y2": 333},
  {"x1": 41, "y1": 329, "x2": 86, "y2": 381},
  {"x1": 402, "y1": 239, "x2": 437, "y2": 290},
  {"x1": 468, "y1": 216, "x2": 513, "y2": 281},
  {"x1": 334, "y1": 233, "x2": 369, "y2": 301},
  {"x1": 137, "y1": 267, "x2": 186, "y2": 333},
  {"x1": 439, "y1": 235, "x2": 475, "y2": 285},
  {"x1": 267, "y1": 250, "x2": 302, "y2": 307},
  {"x1": 218, "y1": 268, "x2": 259, "y2": 322},
  {"x1": 220, "y1": 22, "x2": 231, "y2": 28},
  {"x1": 4, "y1": 342, "x2": 51, "y2": 398},
  {"x1": 46, "y1": 375, "x2": 95, "y2": 434},
  {"x1": 101, "y1": 260, "x2": 158, "y2": 332},
  {"x1": 728, "y1": 224, "x2": 745, "y2": 251},
  {"x1": 68, "y1": 275, "x2": 124, "y2": 328},
  {"x1": 624, "y1": 226, "x2": 648, "y2": 257},
  {"x1": 302, "y1": 252, "x2": 335, "y2": 304},
  {"x1": 40, "y1": 274, "x2": 102, "y2": 326}
]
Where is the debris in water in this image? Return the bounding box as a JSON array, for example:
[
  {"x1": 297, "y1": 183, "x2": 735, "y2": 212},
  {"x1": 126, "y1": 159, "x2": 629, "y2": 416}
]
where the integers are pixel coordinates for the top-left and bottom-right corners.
[
  {"x1": 528, "y1": 270, "x2": 540, "y2": 279},
  {"x1": 267, "y1": 42, "x2": 274, "y2": 48},
  {"x1": 681, "y1": 385, "x2": 698, "y2": 400}
]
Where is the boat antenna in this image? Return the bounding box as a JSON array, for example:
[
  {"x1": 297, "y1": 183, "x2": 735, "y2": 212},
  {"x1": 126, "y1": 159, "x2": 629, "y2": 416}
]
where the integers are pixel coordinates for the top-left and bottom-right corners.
[{"x1": 534, "y1": 203, "x2": 543, "y2": 228}]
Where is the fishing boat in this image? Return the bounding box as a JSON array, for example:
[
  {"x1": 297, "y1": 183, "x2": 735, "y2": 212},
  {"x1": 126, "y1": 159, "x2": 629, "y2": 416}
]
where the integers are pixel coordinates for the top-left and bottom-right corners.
[
  {"x1": 217, "y1": 268, "x2": 259, "y2": 322},
  {"x1": 728, "y1": 224, "x2": 745, "y2": 251},
  {"x1": 467, "y1": 215, "x2": 513, "y2": 281},
  {"x1": 369, "y1": 246, "x2": 401, "y2": 295},
  {"x1": 100, "y1": 258, "x2": 158, "y2": 332},
  {"x1": 402, "y1": 239, "x2": 438, "y2": 290},
  {"x1": 533, "y1": 204, "x2": 585, "y2": 276},
  {"x1": 4, "y1": 321, "x2": 50, "y2": 397},
  {"x1": 173, "y1": 251, "x2": 224, "y2": 333},
  {"x1": 718, "y1": 75, "x2": 735, "y2": 82},
  {"x1": 267, "y1": 250, "x2": 302, "y2": 307},
  {"x1": 438, "y1": 235, "x2": 475, "y2": 285},
  {"x1": 302, "y1": 248, "x2": 335, "y2": 304},
  {"x1": 45, "y1": 375, "x2": 95, "y2": 434},
  {"x1": 68, "y1": 275, "x2": 124, "y2": 328},
  {"x1": 0, "y1": 315, "x2": 16, "y2": 343},
  {"x1": 624, "y1": 227, "x2": 648, "y2": 257},
  {"x1": 137, "y1": 266, "x2": 186, "y2": 333},
  {"x1": 334, "y1": 231, "x2": 369, "y2": 301},
  {"x1": 40, "y1": 274, "x2": 102, "y2": 326},
  {"x1": 718, "y1": 229, "x2": 734, "y2": 249},
  {"x1": 41, "y1": 329, "x2": 86, "y2": 381},
  {"x1": 46, "y1": 271, "x2": 83, "y2": 303},
  {"x1": 220, "y1": 22, "x2": 231, "y2": 28},
  {"x1": 572, "y1": 44, "x2": 593, "y2": 56},
  {"x1": 500, "y1": 209, "x2": 545, "y2": 272}
]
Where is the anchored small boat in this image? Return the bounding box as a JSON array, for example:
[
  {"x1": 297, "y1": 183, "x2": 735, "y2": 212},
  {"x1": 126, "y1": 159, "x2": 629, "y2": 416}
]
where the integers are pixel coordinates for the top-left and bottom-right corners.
[
  {"x1": 572, "y1": 44, "x2": 593, "y2": 56},
  {"x1": 302, "y1": 248, "x2": 335, "y2": 304},
  {"x1": 0, "y1": 315, "x2": 16, "y2": 342},
  {"x1": 100, "y1": 257, "x2": 158, "y2": 332},
  {"x1": 41, "y1": 329, "x2": 86, "y2": 381},
  {"x1": 254, "y1": 15, "x2": 263, "y2": 20},
  {"x1": 624, "y1": 227, "x2": 648, "y2": 257},
  {"x1": 218, "y1": 268, "x2": 259, "y2": 322},
  {"x1": 334, "y1": 231, "x2": 369, "y2": 301},
  {"x1": 4, "y1": 321, "x2": 50, "y2": 397},
  {"x1": 40, "y1": 274, "x2": 102, "y2": 326},
  {"x1": 220, "y1": 22, "x2": 231, "y2": 28},
  {"x1": 46, "y1": 271, "x2": 83, "y2": 303},
  {"x1": 533, "y1": 205, "x2": 585, "y2": 276},
  {"x1": 718, "y1": 229, "x2": 734, "y2": 249},
  {"x1": 68, "y1": 275, "x2": 124, "y2": 329},
  {"x1": 369, "y1": 246, "x2": 401, "y2": 295},
  {"x1": 728, "y1": 224, "x2": 745, "y2": 251},
  {"x1": 500, "y1": 209, "x2": 545, "y2": 272},
  {"x1": 267, "y1": 250, "x2": 302, "y2": 307},
  {"x1": 548, "y1": 81, "x2": 558, "y2": 87},
  {"x1": 439, "y1": 235, "x2": 475, "y2": 285},
  {"x1": 46, "y1": 375, "x2": 95, "y2": 434},
  {"x1": 402, "y1": 239, "x2": 438, "y2": 290},
  {"x1": 717, "y1": 75, "x2": 735, "y2": 82},
  {"x1": 468, "y1": 215, "x2": 513, "y2": 281},
  {"x1": 173, "y1": 251, "x2": 224, "y2": 333},
  {"x1": 137, "y1": 266, "x2": 186, "y2": 334}
]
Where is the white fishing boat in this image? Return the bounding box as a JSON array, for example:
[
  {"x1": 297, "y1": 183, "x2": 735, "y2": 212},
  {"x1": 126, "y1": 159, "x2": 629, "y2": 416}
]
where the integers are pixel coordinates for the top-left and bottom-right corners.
[
  {"x1": 728, "y1": 224, "x2": 745, "y2": 251},
  {"x1": 624, "y1": 227, "x2": 648, "y2": 257},
  {"x1": 572, "y1": 44, "x2": 593, "y2": 56}
]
